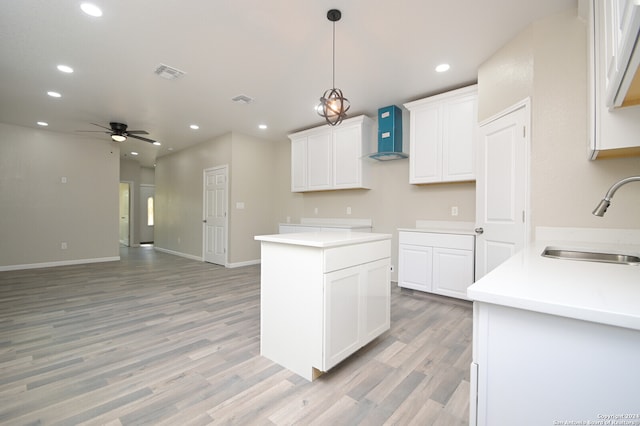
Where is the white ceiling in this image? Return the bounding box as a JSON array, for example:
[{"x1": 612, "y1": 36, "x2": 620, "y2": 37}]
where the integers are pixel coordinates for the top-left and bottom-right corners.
[{"x1": 0, "y1": 0, "x2": 576, "y2": 167}]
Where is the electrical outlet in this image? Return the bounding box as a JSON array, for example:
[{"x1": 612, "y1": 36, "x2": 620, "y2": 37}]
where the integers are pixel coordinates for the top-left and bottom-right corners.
[
  {"x1": 314, "y1": 207, "x2": 318, "y2": 215},
  {"x1": 61, "y1": 242, "x2": 67, "y2": 250},
  {"x1": 346, "y1": 206, "x2": 352, "y2": 215},
  {"x1": 451, "y1": 206, "x2": 459, "y2": 216}
]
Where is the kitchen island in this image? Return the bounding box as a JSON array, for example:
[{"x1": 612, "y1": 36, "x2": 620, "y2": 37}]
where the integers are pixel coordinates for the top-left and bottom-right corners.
[
  {"x1": 255, "y1": 231, "x2": 392, "y2": 381},
  {"x1": 467, "y1": 228, "x2": 640, "y2": 425}
]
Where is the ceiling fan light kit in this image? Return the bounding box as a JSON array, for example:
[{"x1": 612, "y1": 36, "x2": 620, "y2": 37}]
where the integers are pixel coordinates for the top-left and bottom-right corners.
[
  {"x1": 77, "y1": 122, "x2": 158, "y2": 144},
  {"x1": 317, "y1": 9, "x2": 350, "y2": 126}
]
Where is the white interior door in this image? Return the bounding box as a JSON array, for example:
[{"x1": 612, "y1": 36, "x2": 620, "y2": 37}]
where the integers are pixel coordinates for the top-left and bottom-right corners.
[
  {"x1": 475, "y1": 100, "x2": 530, "y2": 280},
  {"x1": 203, "y1": 166, "x2": 228, "y2": 266},
  {"x1": 139, "y1": 184, "x2": 155, "y2": 244}
]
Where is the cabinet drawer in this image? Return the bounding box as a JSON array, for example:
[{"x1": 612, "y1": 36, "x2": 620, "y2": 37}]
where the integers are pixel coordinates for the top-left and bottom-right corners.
[
  {"x1": 324, "y1": 239, "x2": 391, "y2": 273},
  {"x1": 399, "y1": 231, "x2": 474, "y2": 250}
]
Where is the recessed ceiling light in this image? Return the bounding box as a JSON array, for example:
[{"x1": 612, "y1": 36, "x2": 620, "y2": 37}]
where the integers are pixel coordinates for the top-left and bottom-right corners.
[
  {"x1": 258, "y1": 124, "x2": 267, "y2": 130},
  {"x1": 130, "y1": 152, "x2": 139, "y2": 156},
  {"x1": 153, "y1": 141, "x2": 161, "y2": 146},
  {"x1": 81, "y1": 3, "x2": 103, "y2": 17},
  {"x1": 47, "y1": 91, "x2": 61, "y2": 98},
  {"x1": 57, "y1": 64, "x2": 74, "y2": 73},
  {"x1": 37, "y1": 121, "x2": 48, "y2": 126},
  {"x1": 190, "y1": 124, "x2": 199, "y2": 130},
  {"x1": 435, "y1": 63, "x2": 450, "y2": 73}
]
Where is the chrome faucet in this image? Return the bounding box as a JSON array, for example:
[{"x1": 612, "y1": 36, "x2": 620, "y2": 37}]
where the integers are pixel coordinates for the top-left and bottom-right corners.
[{"x1": 592, "y1": 176, "x2": 640, "y2": 216}]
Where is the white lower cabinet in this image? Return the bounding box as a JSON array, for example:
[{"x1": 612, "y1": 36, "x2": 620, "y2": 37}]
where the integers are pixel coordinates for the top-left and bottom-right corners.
[{"x1": 398, "y1": 231, "x2": 474, "y2": 299}]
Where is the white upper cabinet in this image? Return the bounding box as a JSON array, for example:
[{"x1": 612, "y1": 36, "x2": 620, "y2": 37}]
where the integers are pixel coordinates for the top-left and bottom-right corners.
[
  {"x1": 289, "y1": 115, "x2": 373, "y2": 192},
  {"x1": 307, "y1": 131, "x2": 333, "y2": 190},
  {"x1": 602, "y1": 0, "x2": 640, "y2": 107},
  {"x1": 589, "y1": 0, "x2": 640, "y2": 158},
  {"x1": 290, "y1": 137, "x2": 308, "y2": 192},
  {"x1": 404, "y1": 85, "x2": 477, "y2": 184}
]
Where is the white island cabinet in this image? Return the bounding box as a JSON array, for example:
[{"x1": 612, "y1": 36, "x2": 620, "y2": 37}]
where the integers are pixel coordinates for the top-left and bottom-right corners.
[
  {"x1": 255, "y1": 232, "x2": 391, "y2": 381},
  {"x1": 467, "y1": 235, "x2": 640, "y2": 426}
]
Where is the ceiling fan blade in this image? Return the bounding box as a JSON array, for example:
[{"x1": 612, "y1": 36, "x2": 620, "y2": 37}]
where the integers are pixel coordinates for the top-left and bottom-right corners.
[
  {"x1": 127, "y1": 130, "x2": 149, "y2": 135},
  {"x1": 90, "y1": 123, "x2": 114, "y2": 131},
  {"x1": 128, "y1": 134, "x2": 157, "y2": 143}
]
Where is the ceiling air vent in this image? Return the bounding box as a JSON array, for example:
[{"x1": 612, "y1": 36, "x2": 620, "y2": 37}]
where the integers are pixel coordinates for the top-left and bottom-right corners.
[
  {"x1": 154, "y1": 63, "x2": 186, "y2": 80},
  {"x1": 231, "y1": 94, "x2": 254, "y2": 104}
]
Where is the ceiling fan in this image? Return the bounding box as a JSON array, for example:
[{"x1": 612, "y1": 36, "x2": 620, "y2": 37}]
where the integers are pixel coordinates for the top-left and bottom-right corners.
[{"x1": 78, "y1": 122, "x2": 158, "y2": 144}]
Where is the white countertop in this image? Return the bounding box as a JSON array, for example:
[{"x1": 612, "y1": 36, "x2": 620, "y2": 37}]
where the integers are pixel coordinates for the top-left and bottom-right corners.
[
  {"x1": 467, "y1": 239, "x2": 640, "y2": 331},
  {"x1": 255, "y1": 231, "x2": 391, "y2": 248},
  {"x1": 280, "y1": 223, "x2": 372, "y2": 230},
  {"x1": 399, "y1": 220, "x2": 476, "y2": 236},
  {"x1": 398, "y1": 227, "x2": 476, "y2": 236}
]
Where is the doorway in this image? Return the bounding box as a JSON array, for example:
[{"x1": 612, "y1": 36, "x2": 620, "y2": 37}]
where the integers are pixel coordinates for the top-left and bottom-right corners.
[
  {"x1": 203, "y1": 165, "x2": 228, "y2": 266},
  {"x1": 119, "y1": 182, "x2": 132, "y2": 246},
  {"x1": 139, "y1": 184, "x2": 155, "y2": 245}
]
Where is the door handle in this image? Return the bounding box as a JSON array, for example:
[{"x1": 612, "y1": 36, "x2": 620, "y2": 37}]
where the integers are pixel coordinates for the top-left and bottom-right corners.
[
  {"x1": 474, "y1": 227, "x2": 484, "y2": 235},
  {"x1": 203, "y1": 219, "x2": 207, "y2": 223}
]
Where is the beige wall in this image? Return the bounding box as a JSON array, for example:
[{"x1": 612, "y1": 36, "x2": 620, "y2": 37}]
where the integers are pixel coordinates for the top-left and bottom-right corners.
[
  {"x1": 228, "y1": 132, "x2": 278, "y2": 264},
  {"x1": 155, "y1": 131, "x2": 278, "y2": 265},
  {"x1": 155, "y1": 133, "x2": 232, "y2": 258},
  {"x1": 0, "y1": 123, "x2": 120, "y2": 268},
  {"x1": 478, "y1": 8, "x2": 640, "y2": 233}
]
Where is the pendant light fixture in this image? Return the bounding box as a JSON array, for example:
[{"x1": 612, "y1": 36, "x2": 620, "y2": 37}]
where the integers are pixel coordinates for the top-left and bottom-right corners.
[{"x1": 318, "y1": 9, "x2": 350, "y2": 126}]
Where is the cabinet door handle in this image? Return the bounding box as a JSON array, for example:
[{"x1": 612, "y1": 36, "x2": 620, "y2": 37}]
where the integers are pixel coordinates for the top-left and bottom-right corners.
[{"x1": 474, "y1": 227, "x2": 484, "y2": 235}]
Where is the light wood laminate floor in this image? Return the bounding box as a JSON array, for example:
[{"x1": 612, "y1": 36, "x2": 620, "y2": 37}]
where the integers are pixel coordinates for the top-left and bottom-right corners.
[{"x1": 0, "y1": 246, "x2": 472, "y2": 425}]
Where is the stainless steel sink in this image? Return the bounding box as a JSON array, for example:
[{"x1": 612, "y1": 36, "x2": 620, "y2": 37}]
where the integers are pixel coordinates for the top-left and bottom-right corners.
[{"x1": 541, "y1": 247, "x2": 640, "y2": 265}]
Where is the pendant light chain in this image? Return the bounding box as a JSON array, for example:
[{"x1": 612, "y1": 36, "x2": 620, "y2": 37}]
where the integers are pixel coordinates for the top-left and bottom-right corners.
[
  {"x1": 332, "y1": 21, "x2": 336, "y2": 89},
  {"x1": 318, "y1": 9, "x2": 350, "y2": 126}
]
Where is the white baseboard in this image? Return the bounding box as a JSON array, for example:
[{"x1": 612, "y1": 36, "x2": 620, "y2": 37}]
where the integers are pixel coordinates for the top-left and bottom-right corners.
[
  {"x1": 0, "y1": 256, "x2": 120, "y2": 272},
  {"x1": 153, "y1": 246, "x2": 203, "y2": 262},
  {"x1": 226, "y1": 259, "x2": 260, "y2": 268}
]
